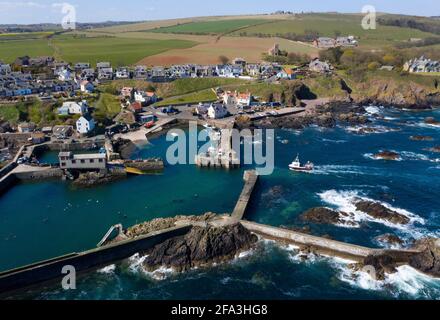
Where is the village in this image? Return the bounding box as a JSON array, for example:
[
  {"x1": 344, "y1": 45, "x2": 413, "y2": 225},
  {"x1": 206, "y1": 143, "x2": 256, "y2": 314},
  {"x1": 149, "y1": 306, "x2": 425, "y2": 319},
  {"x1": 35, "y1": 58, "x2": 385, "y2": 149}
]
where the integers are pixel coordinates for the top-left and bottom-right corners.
[{"x1": 1, "y1": 35, "x2": 439, "y2": 181}]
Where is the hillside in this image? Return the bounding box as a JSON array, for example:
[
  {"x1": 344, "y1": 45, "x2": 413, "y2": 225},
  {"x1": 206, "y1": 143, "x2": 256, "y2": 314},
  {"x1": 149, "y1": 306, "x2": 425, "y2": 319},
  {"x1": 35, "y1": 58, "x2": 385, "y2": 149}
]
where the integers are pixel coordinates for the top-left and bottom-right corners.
[{"x1": 1, "y1": 13, "x2": 440, "y2": 66}]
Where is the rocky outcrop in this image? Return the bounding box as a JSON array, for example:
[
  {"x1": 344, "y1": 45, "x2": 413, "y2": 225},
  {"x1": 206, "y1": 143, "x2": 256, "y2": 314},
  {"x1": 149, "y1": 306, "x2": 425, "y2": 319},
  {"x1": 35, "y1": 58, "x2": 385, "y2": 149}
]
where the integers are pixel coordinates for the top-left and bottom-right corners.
[
  {"x1": 427, "y1": 146, "x2": 440, "y2": 153},
  {"x1": 72, "y1": 170, "x2": 126, "y2": 188},
  {"x1": 408, "y1": 238, "x2": 440, "y2": 277},
  {"x1": 424, "y1": 117, "x2": 440, "y2": 127},
  {"x1": 142, "y1": 223, "x2": 258, "y2": 272},
  {"x1": 375, "y1": 234, "x2": 404, "y2": 246},
  {"x1": 112, "y1": 138, "x2": 137, "y2": 159},
  {"x1": 353, "y1": 238, "x2": 440, "y2": 280},
  {"x1": 355, "y1": 201, "x2": 410, "y2": 225},
  {"x1": 125, "y1": 213, "x2": 217, "y2": 238},
  {"x1": 373, "y1": 150, "x2": 401, "y2": 161},
  {"x1": 300, "y1": 207, "x2": 342, "y2": 225},
  {"x1": 410, "y1": 135, "x2": 434, "y2": 141},
  {"x1": 338, "y1": 112, "x2": 369, "y2": 125},
  {"x1": 351, "y1": 79, "x2": 440, "y2": 110}
]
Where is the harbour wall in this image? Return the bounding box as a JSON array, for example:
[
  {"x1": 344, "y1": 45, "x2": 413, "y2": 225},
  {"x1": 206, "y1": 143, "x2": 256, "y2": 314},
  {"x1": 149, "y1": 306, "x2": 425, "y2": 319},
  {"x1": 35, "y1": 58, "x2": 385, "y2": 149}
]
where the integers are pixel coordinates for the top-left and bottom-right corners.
[
  {"x1": 0, "y1": 224, "x2": 192, "y2": 294},
  {"x1": 13, "y1": 168, "x2": 63, "y2": 181},
  {"x1": 0, "y1": 172, "x2": 17, "y2": 196},
  {"x1": 30, "y1": 140, "x2": 106, "y2": 157},
  {"x1": 241, "y1": 220, "x2": 376, "y2": 261},
  {"x1": 240, "y1": 221, "x2": 420, "y2": 263}
]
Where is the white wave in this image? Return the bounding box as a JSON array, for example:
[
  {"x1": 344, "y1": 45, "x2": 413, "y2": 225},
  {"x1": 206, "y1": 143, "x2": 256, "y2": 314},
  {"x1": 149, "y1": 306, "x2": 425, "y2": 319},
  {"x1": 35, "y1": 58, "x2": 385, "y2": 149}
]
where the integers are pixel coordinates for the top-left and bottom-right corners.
[
  {"x1": 127, "y1": 253, "x2": 149, "y2": 273},
  {"x1": 237, "y1": 248, "x2": 255, "y2": 259},
  {"x1": 318, "y1": 190, "x2": 425, "y2": 231},
  {"x1": 400, "y1": 151, "x2": 430, "y2": 161},
  {"x1": 321, "y1": 138, "x2": 347, "y2": 144},
  {"x1": 416, "y1": 122, "x2": 440, "y2": 130},
  {"x1": 128, "y1": 253, "x2": 176, "y2": 280},
  {"x1": 336, "y1": 264, "x2": 440, "y2": 299},
  {"x1": 346, "y1": 125, "x2": 399, "y2": 135},
  {"x1": 311, "y1": 165, "x2": 381, "y2": 176},
  {"x1": 97, "y1": 264, "x2": 116, "y2": 274},
  {"x1": 365, "y1": 106, "x2": 381, "y2": 115}
]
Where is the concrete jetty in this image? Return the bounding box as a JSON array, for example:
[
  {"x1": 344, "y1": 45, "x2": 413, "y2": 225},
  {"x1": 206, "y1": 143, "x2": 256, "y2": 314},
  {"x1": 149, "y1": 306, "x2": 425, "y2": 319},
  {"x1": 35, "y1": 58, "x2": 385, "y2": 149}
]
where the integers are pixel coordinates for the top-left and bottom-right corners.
[
  {"x1": 241, "y1": 221, "x2": 376, "y2": 261},
  {"x1": 231, "y1": 170, "x2": 259, "y2": 220}
]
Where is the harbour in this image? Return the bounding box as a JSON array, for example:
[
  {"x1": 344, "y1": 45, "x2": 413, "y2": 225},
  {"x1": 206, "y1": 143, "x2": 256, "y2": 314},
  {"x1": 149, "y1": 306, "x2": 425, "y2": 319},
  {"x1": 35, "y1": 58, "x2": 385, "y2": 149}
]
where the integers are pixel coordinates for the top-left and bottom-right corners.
[{"x1": 1, "y1": 107, "x2": 440, "y2": 299}]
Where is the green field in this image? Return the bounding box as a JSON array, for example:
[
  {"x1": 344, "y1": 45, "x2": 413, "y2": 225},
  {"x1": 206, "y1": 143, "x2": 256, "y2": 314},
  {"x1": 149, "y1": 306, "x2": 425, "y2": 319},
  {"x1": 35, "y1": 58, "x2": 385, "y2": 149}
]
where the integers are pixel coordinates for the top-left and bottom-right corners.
[
  {"x1": 155, "y1": 89, "x2": 217, "y2": 106},
  {"x1": 231, "y1": 14, "x2": 436, "y2": 48},
  {"x1": 51, "y1": 35, "x2": 197, "y2": 66},
  {"x1": 150, "y1": 19, "x2": 272, "y2": 35},
  {"x1": 0, "y1": 39, "x2": 54, "y2": 63},
  {"x1": 0, "y1": 33, "x2": 197, "y2": 66},
  {"x1": 0, "y1": 105, "x2": 20, "y2": 123}
]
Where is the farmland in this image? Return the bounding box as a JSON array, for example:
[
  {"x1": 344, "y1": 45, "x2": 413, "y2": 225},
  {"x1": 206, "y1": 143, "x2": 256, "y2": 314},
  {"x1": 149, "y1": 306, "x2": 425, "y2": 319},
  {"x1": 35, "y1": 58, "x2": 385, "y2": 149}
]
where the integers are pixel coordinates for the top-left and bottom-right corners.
[
  {"x1": 150, "y1": 19, "x2": 273, "y2": 35},
  {"x1": 231, "y1": 14, "x2": 436, "y2": 48},
  {"x1": 51, "y1": 35, "x2": 197, "y2": 66},
  {"x1": 0, "y1": 38, "x2": 54, "y2": 63},
  {"x1": 0, "y1": 33, "x2": 197, "y2": 66}
]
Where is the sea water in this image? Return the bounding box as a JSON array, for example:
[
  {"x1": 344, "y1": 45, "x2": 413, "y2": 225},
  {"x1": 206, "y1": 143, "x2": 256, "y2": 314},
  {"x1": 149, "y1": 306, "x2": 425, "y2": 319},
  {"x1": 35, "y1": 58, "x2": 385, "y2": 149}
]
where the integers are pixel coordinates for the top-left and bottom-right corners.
[{"x1": 1, "y1": 106, "x2": 440, "y2": 299}]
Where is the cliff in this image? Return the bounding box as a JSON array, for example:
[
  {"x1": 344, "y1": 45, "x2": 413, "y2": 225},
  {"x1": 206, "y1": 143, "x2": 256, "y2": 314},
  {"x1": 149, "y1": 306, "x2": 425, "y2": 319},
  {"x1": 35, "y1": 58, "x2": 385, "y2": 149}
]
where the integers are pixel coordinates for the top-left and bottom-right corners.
[{"x1": 303, "y1": 72, "x2": 440, "y2": 109}]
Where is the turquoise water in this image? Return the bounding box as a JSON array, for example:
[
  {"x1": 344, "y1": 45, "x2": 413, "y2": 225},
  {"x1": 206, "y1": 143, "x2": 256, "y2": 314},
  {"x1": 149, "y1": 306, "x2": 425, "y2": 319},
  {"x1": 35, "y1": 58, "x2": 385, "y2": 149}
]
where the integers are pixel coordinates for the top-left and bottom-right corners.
[{"x1": 2, "y1": 106, "x2": 440, "y2": 299}]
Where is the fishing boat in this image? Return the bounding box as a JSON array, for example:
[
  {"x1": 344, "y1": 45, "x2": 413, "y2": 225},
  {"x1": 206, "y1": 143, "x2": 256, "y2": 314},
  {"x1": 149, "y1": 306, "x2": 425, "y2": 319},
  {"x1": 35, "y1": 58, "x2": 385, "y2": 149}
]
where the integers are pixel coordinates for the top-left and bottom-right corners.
[{"x1": 289, "y1": 154, "x2": 314, "y2": 172}]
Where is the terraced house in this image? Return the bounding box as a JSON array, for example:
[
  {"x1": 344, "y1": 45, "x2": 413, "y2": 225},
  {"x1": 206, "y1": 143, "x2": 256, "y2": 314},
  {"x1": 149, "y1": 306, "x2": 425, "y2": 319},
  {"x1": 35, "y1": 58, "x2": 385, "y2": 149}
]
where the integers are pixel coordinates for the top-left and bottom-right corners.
[{"x1": 403, "y1": 56, "x2": 440, "y2": 73}]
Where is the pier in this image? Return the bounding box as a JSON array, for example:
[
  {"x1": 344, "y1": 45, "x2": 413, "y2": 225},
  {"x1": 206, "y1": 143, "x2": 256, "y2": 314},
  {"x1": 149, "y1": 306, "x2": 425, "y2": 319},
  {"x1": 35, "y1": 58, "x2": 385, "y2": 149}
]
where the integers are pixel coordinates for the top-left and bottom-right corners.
[{"x1": 231, "y1": 170, "x2": 259, "y2": 220}]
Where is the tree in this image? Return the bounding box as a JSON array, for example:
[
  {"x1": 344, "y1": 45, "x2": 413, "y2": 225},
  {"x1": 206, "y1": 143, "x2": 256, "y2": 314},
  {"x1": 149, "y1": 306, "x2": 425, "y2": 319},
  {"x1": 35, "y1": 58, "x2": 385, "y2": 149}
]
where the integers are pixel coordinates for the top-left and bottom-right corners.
[
  {"x1": 218, "y1": 55, "x2": 230, "y2": 65},
  {"x1": 319, "y1": 47, "x2": 344, "y2": 65},
  {"x1": 280, "y1": 91, "x2": 286, "y2": 104},
  {"x1": 367, "y1": 61, "x2": 381, "y2": 70}
]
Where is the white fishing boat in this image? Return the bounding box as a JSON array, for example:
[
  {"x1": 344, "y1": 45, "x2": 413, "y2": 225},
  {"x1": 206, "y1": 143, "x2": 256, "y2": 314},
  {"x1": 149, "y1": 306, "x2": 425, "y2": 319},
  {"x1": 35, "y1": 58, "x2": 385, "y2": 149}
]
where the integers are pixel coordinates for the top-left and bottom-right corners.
[{"x1": 289, "y1": 154, "x2": 314, "y2": 172}]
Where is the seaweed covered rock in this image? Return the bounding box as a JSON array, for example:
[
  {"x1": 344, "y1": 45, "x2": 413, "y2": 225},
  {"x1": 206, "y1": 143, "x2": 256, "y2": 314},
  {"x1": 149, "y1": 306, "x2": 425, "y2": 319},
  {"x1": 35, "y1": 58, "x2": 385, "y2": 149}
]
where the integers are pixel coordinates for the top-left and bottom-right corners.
[
  {"x1": 355, "y1": 201, "x2": 410, "y2": 224},
  {"x1": 300, "y1": 207, "x2": 342, "y2": 225},
  {"x1": 409, "y1": 238, "x2": 440, "y2": 277},
  {"x1": 143, "y1": 223, "x2": 258, "y2": 272},
  {"x1": 373, "y1": 150, "x2": 401, "y2": 161}
]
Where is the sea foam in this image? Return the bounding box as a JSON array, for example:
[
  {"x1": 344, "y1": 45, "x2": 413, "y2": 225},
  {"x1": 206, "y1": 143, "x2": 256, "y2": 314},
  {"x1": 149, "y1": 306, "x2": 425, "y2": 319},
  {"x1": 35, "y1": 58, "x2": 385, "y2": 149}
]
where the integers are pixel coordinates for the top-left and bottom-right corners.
[{"x1": 318, "y1": 190, "x2": 425, "y2": 231}]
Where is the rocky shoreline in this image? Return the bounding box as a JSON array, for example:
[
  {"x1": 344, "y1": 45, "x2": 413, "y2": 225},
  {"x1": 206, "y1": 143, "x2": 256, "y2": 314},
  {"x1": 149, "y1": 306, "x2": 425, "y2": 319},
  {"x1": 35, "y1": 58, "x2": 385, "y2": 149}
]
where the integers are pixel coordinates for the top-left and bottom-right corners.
[
  {"x1": 300, "y1": 200, "x2": 411, "y2": 226},
  {"x1": 142, "y1": 223, "x2": 258, "y2": 272}
]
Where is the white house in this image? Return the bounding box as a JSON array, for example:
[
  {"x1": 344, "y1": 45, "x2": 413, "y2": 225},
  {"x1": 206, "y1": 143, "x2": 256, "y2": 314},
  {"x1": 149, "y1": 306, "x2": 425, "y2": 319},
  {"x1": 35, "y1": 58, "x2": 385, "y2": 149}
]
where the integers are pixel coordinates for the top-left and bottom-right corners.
[
  {"x1": 116, "y1": 67, "x2": 130, "y2": 79},
  {"x1": 58, "y1": 69, "x2": 73, "y2": 81},
  {"x1": 61, "y1": 101, "x2": 88, "y2": 115},
  {"x1": 0, "y1": 63, "x2": 11, "y2": 75},
  {"x1": 76, "y1": 114, "x2": 95, "y2": 134},
  {"x1": 309, "y1": 58, "x2": 331, "y2": 73},
  {"x1": 208, "y1": 103, "x2": 228, "y2": 119},
  {"x1": 134, "y1": 91, "x2": 158, "y2": 104}
]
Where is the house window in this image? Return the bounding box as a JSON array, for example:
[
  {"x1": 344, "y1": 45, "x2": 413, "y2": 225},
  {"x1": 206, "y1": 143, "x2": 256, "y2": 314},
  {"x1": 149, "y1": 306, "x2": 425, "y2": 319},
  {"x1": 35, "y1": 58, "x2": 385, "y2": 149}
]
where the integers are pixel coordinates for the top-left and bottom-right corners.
[
  {"x1": 72, "y1": 160, "x2": 76, "y2": 164},
  {"x1": 98, "y1": 159, "x2": 103, "y2": 163},
  {"x1": 90, "y1": 159, "x2": 94, "y2": 163},
  {"x1": 61, "y1": 162, "x2": 66, "y2": 167},
  {"x1": 81, "y1": 160, "x2": 85, "y2": 164}
]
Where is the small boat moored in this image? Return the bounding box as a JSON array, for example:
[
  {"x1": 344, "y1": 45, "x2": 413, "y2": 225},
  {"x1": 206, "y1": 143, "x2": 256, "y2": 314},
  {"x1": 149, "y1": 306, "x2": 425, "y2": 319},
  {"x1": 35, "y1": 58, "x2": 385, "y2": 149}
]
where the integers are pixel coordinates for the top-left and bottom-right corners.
[{"x1": 289, "y1": 154, "x2": 314, "y2": 172}]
